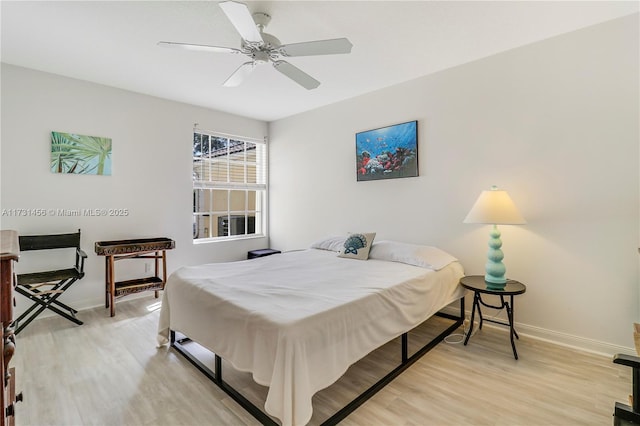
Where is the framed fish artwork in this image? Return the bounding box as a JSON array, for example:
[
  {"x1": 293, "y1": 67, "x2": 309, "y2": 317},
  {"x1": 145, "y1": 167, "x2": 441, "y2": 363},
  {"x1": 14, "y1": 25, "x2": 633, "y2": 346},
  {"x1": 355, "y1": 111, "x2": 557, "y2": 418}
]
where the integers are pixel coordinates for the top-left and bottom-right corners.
[{"x1": 355, "y1": 120, "x2": 418, "y2": 182}]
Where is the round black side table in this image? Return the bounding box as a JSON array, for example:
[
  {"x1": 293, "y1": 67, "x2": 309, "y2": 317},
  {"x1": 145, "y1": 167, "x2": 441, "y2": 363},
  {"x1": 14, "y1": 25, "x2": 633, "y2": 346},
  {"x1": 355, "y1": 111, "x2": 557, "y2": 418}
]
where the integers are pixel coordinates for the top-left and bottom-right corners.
[{"x1": 459, "y1": 275, "x2": 526, "y2": 360}]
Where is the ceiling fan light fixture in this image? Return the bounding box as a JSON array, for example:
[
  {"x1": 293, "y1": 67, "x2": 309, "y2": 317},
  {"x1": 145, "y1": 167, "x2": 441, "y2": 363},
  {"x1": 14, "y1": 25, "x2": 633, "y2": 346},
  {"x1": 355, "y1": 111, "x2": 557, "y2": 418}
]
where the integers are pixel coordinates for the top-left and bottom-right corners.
[{"x1": 158, "y1": 0, "x2": 353, "y2": 90}]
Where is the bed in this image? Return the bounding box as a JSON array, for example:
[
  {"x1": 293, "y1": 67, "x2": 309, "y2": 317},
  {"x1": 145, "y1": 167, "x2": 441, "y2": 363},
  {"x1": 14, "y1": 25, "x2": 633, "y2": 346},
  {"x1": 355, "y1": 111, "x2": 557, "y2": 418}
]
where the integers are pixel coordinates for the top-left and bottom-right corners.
[{"x1": 157, "y1": 239, "x2": 465, "y2": 426}]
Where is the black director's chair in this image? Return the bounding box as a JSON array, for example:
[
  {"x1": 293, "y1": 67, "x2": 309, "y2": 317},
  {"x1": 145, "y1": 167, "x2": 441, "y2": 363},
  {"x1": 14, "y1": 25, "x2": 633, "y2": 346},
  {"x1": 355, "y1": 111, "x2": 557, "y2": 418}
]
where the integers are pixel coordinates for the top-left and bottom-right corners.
[{"x1": 13, "y1": 229, "x2": 87, "y2": 334}]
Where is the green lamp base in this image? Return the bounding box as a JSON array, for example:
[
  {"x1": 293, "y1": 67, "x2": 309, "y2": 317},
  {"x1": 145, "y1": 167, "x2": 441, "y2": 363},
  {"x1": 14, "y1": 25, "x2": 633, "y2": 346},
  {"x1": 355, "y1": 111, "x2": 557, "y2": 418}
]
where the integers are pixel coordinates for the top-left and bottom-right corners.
[
  {"x1": 484, "y1": 275, "x2": 507, "y2": 290},
  {"x1": 484, "y1": 224, "x2": 507, "y2": 290}
]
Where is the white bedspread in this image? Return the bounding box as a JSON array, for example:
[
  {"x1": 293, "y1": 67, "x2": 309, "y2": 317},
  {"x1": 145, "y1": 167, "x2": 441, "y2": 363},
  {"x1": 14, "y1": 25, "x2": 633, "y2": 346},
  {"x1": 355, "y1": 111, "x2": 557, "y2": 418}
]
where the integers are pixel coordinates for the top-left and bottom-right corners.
[{"x1": 157, "y1": 249, "x2": 464, "y2": 426}]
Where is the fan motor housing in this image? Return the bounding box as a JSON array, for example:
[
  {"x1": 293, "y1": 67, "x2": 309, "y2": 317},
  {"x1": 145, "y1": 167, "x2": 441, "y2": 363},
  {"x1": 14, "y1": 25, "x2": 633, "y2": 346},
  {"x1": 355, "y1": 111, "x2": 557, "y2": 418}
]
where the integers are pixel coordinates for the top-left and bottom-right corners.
[
  {"x1": 260, "y1": 33, "x2": 281, "y2": 49},
  {"x1": 251, "y1": 50, "x2": 270, "y2": 64},
  {"x1": 242, "y1": 32, "x2": 282, "y2": 62}
]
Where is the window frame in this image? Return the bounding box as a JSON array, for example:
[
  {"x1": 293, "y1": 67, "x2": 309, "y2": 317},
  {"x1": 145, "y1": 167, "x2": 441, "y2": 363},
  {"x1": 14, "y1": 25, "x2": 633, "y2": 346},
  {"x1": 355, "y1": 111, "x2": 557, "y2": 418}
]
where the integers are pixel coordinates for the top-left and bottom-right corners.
[{"x1": 192, "y1": 128, "x2": 267, "y2": 243}]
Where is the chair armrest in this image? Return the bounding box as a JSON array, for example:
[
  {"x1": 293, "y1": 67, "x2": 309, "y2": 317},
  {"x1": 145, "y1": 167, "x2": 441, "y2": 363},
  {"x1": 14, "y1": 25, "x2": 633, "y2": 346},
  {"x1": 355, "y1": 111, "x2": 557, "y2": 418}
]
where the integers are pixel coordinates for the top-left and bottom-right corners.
[
  {"x1": 76, "y1": 248, "x2": 88, "y2": 274},
  {"x1": 614, "y1": 353, "x2": 640, "y2": 368}
]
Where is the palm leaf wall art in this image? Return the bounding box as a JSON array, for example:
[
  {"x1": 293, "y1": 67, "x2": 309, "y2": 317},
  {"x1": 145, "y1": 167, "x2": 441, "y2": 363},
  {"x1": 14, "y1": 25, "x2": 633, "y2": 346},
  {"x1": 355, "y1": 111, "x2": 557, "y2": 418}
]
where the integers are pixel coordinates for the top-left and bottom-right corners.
[{"x1": 51, "y1": 131, "x2": 112, "y2": 175}]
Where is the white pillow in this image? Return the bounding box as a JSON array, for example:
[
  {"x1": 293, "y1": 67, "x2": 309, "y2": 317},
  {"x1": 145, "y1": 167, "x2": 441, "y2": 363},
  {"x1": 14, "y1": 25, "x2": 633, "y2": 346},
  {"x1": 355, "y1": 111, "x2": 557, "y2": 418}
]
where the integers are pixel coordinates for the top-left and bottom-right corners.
[
  {"x1": 310, "y1": 235, "x2": 346, "y2": 252},
  {"x1": 338, "y1": 232, "x2": 376, "y2": 260},
  {"x1": 369, "y1": 240, "x2": 458, "y2": 270}
]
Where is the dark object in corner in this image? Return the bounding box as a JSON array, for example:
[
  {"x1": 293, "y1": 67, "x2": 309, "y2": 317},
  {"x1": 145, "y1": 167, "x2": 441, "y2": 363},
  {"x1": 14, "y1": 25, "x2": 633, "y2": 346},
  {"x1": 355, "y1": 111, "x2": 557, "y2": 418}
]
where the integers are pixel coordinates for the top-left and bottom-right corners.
[
  {"x1": 14, "y1": 229, "x2": 87, "y2": 334},
  {"x1": 614, "y1": 353, "x2": 640, "y2": 425},
  {"x1": 247, "y1": 248, "x2": 281, "y2": 259}
]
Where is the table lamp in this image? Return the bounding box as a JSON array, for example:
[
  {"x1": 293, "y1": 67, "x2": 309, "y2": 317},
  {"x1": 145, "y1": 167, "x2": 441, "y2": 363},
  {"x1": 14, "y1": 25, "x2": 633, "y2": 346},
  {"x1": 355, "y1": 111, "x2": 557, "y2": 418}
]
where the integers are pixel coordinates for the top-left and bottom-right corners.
[{"x1": 463, "y1": 186, "x2": 526, "y2": 289}]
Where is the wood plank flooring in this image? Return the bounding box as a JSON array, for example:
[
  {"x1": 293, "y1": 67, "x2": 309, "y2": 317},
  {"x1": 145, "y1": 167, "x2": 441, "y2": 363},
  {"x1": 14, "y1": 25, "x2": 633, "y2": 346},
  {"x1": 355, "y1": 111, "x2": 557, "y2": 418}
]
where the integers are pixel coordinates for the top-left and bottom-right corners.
[{"x1": 13, "y1": 295, "x2": 631, "y2": 425}]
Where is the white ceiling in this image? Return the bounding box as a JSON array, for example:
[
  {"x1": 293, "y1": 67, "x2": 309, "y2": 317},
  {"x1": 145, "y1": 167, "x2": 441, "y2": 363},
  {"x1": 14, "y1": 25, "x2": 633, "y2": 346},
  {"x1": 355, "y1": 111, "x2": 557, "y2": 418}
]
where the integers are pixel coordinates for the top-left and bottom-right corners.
[{"x1": 1, "y1": 1, "x2": 638, "y2": 122}]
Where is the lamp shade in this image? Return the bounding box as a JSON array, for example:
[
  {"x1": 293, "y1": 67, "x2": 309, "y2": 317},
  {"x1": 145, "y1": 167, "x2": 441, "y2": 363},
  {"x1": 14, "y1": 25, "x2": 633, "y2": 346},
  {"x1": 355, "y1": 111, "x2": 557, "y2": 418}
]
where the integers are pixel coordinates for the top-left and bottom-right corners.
[{"x1": 463, "y1": 187, "x2": 526, "y2": 225}]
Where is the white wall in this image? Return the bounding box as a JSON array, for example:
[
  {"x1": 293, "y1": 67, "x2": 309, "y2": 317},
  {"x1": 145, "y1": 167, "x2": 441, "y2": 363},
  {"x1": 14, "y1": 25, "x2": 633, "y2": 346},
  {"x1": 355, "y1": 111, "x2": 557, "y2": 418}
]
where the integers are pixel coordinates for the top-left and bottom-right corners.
[
  {"x1": 0, "y1": 64, "x2": 269, "y2": 315},
  {"x1": 269, "y1": 15, "x2": 639, "y2": 352}
]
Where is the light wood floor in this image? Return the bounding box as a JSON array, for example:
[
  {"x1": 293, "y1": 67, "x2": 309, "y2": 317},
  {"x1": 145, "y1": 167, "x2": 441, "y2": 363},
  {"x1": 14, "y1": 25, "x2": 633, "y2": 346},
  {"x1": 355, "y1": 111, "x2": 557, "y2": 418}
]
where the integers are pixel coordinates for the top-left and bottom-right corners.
[{"x1": 13, "y1": 295, "x2": 631, "y2": 426}]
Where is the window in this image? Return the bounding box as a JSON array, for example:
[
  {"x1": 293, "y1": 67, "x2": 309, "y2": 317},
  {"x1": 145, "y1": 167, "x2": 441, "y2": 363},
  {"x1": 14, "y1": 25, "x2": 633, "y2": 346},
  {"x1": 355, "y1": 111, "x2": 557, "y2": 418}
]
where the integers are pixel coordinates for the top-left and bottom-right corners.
[{"x1": 193, "y1": 129, "x2": 267, "y2": 242}]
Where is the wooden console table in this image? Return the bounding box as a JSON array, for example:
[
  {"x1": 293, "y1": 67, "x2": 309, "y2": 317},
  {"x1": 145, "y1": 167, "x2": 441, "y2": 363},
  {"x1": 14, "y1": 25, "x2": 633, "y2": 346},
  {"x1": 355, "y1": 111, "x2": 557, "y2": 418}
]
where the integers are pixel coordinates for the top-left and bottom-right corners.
[
  {"x1": 1, "y1": 230, "x2": 22, "y2": 425},
  {"x1": 95, "y1": 237, "x2": 175, "y2": 317}
]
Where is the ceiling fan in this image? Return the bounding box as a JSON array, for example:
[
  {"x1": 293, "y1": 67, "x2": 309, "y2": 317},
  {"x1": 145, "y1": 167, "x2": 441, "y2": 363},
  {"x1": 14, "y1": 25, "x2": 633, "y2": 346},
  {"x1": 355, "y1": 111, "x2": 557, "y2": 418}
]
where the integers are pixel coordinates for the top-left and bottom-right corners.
[{"x1": 158, "y1": 0, "x2": 353, "y2": 90}]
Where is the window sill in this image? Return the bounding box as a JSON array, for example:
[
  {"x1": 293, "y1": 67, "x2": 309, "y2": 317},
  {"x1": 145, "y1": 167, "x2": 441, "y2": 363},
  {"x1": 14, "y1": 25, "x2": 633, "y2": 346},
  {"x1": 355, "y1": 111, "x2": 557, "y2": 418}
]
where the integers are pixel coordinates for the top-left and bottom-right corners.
[{"x1": 193, "y1": 234, "x2": 267, "y2": 245}]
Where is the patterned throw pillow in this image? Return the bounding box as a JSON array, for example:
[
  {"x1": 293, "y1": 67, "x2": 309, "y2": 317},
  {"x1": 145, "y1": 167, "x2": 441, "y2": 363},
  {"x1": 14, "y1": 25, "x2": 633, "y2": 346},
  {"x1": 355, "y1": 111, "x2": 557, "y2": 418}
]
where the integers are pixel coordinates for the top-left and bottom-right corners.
[{"x1": 337, "y1": 232, "x2": 376, "y2": 260}]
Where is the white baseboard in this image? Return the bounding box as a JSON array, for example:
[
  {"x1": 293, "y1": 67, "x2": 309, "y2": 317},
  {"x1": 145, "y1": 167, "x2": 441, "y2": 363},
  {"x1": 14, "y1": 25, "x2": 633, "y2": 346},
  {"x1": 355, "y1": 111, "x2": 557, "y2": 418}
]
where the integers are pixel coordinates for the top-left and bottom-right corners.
[
  {"x1": 510, "y1": 322, "x2": 634, "y2": 357},
  {"x1": 440, "y1": 305, "x2": 634, "y2": 357}
]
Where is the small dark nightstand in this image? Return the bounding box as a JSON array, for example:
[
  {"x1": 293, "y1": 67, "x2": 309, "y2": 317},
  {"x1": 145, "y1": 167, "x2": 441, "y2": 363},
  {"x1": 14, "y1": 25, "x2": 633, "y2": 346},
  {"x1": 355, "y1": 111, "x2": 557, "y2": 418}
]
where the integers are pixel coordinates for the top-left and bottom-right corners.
[
  {"x1": 460, "y1": 275, "x2": 526, "y2": 359},
  {"x1": 247, "y1": 248, "x2": 281, "y2": 259}
]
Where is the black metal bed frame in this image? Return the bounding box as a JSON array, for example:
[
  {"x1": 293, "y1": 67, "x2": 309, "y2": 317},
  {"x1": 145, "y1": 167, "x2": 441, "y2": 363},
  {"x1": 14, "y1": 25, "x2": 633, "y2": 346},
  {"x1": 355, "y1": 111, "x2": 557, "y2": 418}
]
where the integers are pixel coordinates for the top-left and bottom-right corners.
[{"x1": 171, "y1": 297, "x2": 464, "y2": 426}]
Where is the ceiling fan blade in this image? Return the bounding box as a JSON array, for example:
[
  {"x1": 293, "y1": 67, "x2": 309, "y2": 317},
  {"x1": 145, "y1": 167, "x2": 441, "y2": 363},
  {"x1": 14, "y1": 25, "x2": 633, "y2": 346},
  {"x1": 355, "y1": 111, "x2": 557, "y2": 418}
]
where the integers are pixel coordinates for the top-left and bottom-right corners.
[
  {"x1": 223, "y1": 61, "x2": 256, "y2": 87},
  {"x1": 218, "y1": 1, "x2": 263, "y2": 44},
  {"x1": 157, "y1": 41, "x2": 241, "y2": 54},
  {"x1": 272, "y1": 60, "x2": 320, "y2": 90},
  {"x1": 279, "y1": 38, "x2": 353, "y2": 57}
]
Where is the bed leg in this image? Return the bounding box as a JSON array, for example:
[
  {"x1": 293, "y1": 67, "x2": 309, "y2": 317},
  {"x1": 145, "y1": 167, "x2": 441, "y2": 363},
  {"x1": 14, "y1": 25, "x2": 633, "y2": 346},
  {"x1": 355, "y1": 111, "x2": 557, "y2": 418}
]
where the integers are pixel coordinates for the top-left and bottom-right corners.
[
  {"x1": 172, "y1": 338, "x2": 278, "y2": 426},
  {"x1": 170, "y1": 330, "x2": 175, "y2": 344},
  {"x1": 215, "y1": 354, "x2": 222, "y2": 385},
  {"x1": 401, "y1": 333, "x2": 408, "y2": 363}
]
